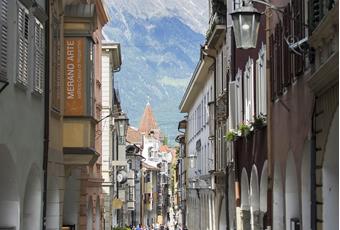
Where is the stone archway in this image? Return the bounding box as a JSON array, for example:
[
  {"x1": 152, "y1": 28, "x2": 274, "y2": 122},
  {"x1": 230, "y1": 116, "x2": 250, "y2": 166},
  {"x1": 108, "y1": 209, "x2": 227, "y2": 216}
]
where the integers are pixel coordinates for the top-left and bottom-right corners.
[
  {"x1": 285, "y1": 152, "x2": 300, "y2": 228},
  {"x1": 63, "y1": 168, "x2": 81, "y2": 227},
  {"x1": 273, "y1": 161, "x2": 284, "y2": 230},
  {"x1": 250, "y1": 165, "x2": 260, "y2": 230},
  {"x1": 95, "y1": 196, "x2": 101, "y2": 230},
  {"x1": 301, "y1": 142, "x2": 311, "y2": 230},
  {"x1": 259, "y1": 161, "x2": 268, "y2": 229},
  {"x1": 218, "y1": 196, "x2": 227, "y2": 230},
  {"x1": 22, "y1": 164, "x2": 42, "y2": 230},
  {"x1": 323, "y1": 107, "x2": 339, "y2": 230},
  {"x1": 241, "y1": 168, "x2": 250, "y2": 230},
  {"x1": 46, "y1": 174, "x2": 60, "y2": 230},
  {"x1": 87, "y1": 196, "x2": 93, "y2": 230},
  {"x1": 0, "y1": 145, "x2": 19, "y2": 228},
  {"x1": 228, "y1": 170, "x2": 236, "y2": 230}
]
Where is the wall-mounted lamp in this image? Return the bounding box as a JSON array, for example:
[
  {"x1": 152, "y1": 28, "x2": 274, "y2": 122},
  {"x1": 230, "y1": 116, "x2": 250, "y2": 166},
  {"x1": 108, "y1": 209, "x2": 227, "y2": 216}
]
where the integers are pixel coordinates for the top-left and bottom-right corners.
[
  {"x1": 230, "y1": 0, "x2": 262, "y2": 49},
  {"x1": 115, "y1": 113, "x2": 129, "y2": 145},
  {"x1": 231, "y1": 0, "x2": 309, "y2": 53}
]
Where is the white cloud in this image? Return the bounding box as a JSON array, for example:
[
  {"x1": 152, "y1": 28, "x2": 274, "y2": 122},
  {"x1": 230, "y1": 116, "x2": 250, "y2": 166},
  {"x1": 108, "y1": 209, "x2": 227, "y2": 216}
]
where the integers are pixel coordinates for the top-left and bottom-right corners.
[{"x1": 104, "y1": 0, "x2": 209, "y2": 34}]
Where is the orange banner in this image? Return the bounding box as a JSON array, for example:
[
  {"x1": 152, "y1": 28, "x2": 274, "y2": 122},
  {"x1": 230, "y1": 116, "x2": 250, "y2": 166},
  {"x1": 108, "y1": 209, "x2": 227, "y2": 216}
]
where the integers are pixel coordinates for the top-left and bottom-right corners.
[{"x1": 64, "y1": 37, "x2": 85, "y2": 115}]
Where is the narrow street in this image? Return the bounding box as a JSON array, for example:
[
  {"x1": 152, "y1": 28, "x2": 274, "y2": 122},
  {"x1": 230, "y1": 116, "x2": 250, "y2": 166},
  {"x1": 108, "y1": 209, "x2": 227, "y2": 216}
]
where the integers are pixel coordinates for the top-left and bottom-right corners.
[{"x1": 0, "y1": 0, "x2": 338, "y2": 230}]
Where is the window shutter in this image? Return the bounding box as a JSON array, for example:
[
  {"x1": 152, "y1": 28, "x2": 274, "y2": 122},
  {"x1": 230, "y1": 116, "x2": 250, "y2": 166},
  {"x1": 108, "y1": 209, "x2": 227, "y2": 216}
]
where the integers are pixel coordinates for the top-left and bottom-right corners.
[
  {"x1": 292, "y1": 0, "x2": 304, "y2": 76},
  {"x1": 0, "y1": 0, "x2": 8, "y2": 80},
  {"x1": 260, "y1": 46, "x2": 267, "y2": 115},
  {"x1": 33, "y1": 18, "x2": 44, "y2": 93},
  {"x1": 244, "y1": 59, "x2": 254, "y2": 122},
  {"x1": 229, "y1": 81, "x2": 237, "y2": 129},
  {"x1": 236, "y1": 70, "x2": 242, "y2": 126},
  {"x1": 17, "y1": 3, "x2": 30, "y2": 85}
]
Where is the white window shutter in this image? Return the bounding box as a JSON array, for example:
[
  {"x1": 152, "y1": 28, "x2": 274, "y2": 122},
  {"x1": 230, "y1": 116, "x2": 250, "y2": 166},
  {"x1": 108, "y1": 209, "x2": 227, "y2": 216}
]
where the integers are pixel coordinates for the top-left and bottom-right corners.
[
  {"x1": 244, "y1": 58, "x2": 254, "y2": 123},
  {"x1": 236, "y1": 69, "x2": 242, "y2": 126},
  {"x1": 256, "y1": 44, "x2": 267, "y2": 116},
  {"x1": 256, "y1": 58, "x2": 261, "y2": 116},
  {"x1": 229, "y1": 81, "x2": 237, "y2": 129},
  {"x1": 260, "y1": 45, "x2": 267, "y2": 115},
  {"x1": 33, "y1": 18, "x2": 44, "y2": 93},
  {"x1": 17, "y1": 3, "x2": 30, "y2": 85},
  {"x1": 0, "y1": 0, "x2": 8, "y2": 80}
]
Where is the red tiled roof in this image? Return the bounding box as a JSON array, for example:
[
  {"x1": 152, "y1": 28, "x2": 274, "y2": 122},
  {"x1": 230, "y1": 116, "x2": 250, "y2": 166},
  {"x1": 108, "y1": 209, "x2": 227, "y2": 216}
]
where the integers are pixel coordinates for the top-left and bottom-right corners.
[
  {"x1": 159, "y1": 145, "x2": 169, "y2": 152},
  {"x1": 126, "y1": 126, "x2": 142, "y2": 144},
  {"x1": 139, "y1": 103, "x2": 158, "y2": 134}
]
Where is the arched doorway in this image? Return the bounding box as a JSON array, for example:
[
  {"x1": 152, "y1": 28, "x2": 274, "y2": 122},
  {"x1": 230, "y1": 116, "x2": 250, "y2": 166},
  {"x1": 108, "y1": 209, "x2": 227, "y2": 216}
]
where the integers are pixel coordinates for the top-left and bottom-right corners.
[
  {"x1": 250, "y1": 165, "x2": 260, "y2": 230},
  {"x1": 0, "y1": 145, "x2": 19, "y2": 228},
  {"x1": 228, "y1": 170, "x2": 236, "y2": 230},
  {"x1": 63, "y1": 168, "x2": 81, "y2": 227},
  {"x1": 87, "y1": 196, "x2": 93, "y2": 230},
  {"x1": 218, "y1": 196, "x2": 227, "y2": 230},
  {"x1": 241, "y1": 168, "x2": 250, "y2": 230},
  {"x1": 95, "y1": 196, "x2": 101, "y2": 230},
  {"x1": 301, "y1": 142, "x2": 311, "y2": 230},
  {"x1": 46, "y1": 175, "x2": 60, "y2": 229},
  {"x1": 273, "y1": 161, "x2": 284, "y2": 230},
  {"x1": 22, "y1": 164, "x2": 42, "y2": 230},
  {"x1": 323, "y1": 108, "x2": 339, "y2": 230},
  {"x1": 285, "y1": 152, "x2": 300, "y2": 228},
  {"x1": 259, "y1": 161, "x2": 268, "y2": 229}
]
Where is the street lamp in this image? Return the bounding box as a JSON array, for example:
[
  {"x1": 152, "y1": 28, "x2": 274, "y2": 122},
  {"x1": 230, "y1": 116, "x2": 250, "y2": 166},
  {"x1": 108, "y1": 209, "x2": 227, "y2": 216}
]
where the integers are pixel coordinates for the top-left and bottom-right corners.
[
  {"x1": 115, "y1": 113, "x2": 129, "y2": 145},
  {"x1": 230, "y1": 0, "x2": 261, "y2": 49},
  {"x1": 230, "y1": 0, "x2": 287, "y2": 49}
]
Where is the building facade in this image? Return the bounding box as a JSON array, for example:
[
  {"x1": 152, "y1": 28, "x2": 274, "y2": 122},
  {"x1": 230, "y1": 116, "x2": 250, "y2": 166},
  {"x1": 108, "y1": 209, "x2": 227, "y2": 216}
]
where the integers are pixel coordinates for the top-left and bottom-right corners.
[
  {"x1": 0, "y1": 0, "x2": 47, "y2": 229},
  {"x1": 101, "y1": 42, "x2": 122, "y2": 229},
  {"x1": 179, "y1": 45, "x2": 216, "y2": 230},
  {"x1": 61, "y1": 1, "x2": 109, "y2": 229}
]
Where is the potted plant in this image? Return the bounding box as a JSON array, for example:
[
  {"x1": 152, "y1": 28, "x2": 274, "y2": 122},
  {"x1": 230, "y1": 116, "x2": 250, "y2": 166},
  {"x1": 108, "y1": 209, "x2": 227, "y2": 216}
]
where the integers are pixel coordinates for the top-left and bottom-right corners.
[
  {"x1": 226, "y1": 130, "x2": 238, "y2": 142},
  {"x1": 239, "y1": 123, "x2": 251, "y2": 137},
  {"x1": 251, "y1": 114, "x2": 266, "y2": 129}
]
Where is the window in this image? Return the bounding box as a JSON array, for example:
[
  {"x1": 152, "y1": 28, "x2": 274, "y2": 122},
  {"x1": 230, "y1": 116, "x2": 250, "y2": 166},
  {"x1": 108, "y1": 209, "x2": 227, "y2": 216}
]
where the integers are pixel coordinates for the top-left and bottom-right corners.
[
  {"x1": 203, "y1": 96, "x2": 206, "y2": 126},
  {"x1": 229, "y1": 69, "x2": 242, "y2": 129},
  {"x1": 243, "y1": 58, "x2": 254, "y2": 123},
  {"x1": 17, "y1": 2, "x2": 30, "y2": 85},
  {"x1": 33, "y1": 18, "x2": 44, "y2": 93},
  {"x1": 256, "y1": 44, "x2": 267, "y2": 116},
  {"x1": 51, "y1": 14, "x2": 61, "y2": 111},
  {"x1": 0, "y1": 0, "x2": 8, "y2": 80}
]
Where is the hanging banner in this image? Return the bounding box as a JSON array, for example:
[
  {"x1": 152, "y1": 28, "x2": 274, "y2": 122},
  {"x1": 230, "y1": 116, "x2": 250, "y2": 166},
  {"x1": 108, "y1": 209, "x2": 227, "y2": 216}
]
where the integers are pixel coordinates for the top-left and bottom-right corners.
[
  {"x1": 64, "y1": 37, "x2": 85, "y2": 115},
  {"x1": 112, "y1": 198, "x2": 123, "y2": 209}
]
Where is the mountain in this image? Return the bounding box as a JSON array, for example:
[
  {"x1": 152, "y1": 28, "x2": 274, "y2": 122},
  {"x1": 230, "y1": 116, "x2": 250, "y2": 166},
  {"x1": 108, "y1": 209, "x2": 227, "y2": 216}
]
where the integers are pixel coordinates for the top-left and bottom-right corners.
[{"x1": 103, "y1": 0, "x2": 208, "y2": 144}]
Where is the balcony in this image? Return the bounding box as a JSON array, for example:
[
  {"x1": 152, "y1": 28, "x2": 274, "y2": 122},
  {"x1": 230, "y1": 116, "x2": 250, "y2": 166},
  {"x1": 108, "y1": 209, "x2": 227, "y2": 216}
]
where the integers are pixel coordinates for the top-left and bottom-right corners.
[
  {"x1": 307, "y1": 0, "x2": 338, "y2": 94},
  {"x1": 206, "y1": 12, "x2": 226, "y2": 48},
  {"x1": 63, "y1": 116, "x2": 99, "y2": 165}
]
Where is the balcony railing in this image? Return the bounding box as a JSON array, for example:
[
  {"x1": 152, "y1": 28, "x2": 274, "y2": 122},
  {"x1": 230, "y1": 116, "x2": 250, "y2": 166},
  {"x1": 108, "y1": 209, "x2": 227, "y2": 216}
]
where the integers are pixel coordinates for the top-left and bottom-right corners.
[
  {"x1": 206, "y1": 12, "x2": 227, "y2": 47},
  {"x1": 309, "y1": 0, "x2": 336, "y2": 32}
]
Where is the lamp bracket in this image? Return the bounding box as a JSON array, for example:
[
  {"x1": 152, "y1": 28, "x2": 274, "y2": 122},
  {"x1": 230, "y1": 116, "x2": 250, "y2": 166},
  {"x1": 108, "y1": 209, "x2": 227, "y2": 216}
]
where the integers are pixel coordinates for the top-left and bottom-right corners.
[{"x1": 284, "y1": 36, "x2": 309, "y2": 56}]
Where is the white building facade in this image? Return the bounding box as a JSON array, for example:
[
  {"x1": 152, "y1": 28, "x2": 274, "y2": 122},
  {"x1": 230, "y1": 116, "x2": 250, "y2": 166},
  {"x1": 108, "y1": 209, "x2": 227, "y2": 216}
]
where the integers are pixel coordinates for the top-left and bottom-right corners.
[
  {"x1": 101, "y1": 42, "x2": 122, "y2": 230},
  {"x1": 180, "y1": 50, "x2": 216, "y2": 230},
  {"x1": 0, "y1": 0, "x2": 47, "y2": 229}
]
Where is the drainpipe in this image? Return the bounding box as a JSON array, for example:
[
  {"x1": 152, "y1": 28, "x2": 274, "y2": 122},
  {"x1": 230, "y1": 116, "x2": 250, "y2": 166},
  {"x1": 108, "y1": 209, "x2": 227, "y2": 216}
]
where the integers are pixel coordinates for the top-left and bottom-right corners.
[
  {"x1": 311, "y1": 100, "x2": 316, "y2": 230},
  {"x1": 202, "y1": 48, "x2": 216, "y2": 172},
  {"x1": 42, "y1": 0, "x2": 50, "y2": 229}
]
